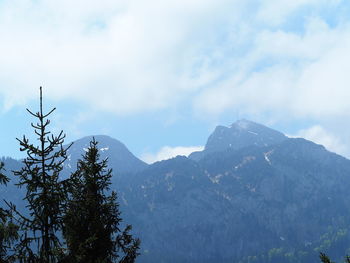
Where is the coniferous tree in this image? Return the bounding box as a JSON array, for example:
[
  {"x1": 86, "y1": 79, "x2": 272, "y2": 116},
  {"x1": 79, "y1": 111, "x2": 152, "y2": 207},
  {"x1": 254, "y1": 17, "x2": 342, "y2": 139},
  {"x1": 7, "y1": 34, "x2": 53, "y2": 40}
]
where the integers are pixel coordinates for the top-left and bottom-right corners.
[
  {"x1": 0, "y1": 162, "x2": 9, "y2": 185},
  {"x1": 0, "y1": 162, "x2": 18, "y2": 262},
  {"x1": 320, "y1": 253, "x2": 335, "y2": 263},
  {"x1": 63, "y1": 139, "x2": 140, "y2": 263},
  {"x1": 11, "y1": 87, "x2": 71, "y2": 262},
  {"x1": 320, "y1": 253, "x2": 350, "y2": 263}
]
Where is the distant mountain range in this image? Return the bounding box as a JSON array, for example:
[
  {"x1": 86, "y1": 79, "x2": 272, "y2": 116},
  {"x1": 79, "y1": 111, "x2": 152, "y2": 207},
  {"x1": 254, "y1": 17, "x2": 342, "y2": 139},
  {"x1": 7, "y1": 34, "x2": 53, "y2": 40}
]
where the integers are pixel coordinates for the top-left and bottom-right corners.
[{"x1": 2, "y1": 120, "x2": 350, "y2": 263}]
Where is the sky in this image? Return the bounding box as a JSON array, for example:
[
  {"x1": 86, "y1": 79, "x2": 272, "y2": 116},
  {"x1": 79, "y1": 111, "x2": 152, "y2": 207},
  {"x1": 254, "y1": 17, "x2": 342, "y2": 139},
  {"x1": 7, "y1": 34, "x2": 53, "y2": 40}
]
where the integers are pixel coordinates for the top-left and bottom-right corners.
[{"x1": 1, "y1": 0, "x2": 350, "y2": 163}]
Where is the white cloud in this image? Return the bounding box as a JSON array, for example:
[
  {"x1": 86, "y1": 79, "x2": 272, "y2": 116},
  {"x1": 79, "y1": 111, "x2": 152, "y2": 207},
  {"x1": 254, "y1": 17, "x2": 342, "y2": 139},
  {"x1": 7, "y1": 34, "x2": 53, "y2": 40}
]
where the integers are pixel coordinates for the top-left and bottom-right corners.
[
  {"x1": 291, "y1": 125, "x2": 348, "y2": 157},
  {"x1": 0, "y1": 0, "x2": 241, "y2": 113},
  {"x1": 0, "y1": 0, "x2": 349, "y2": 125},
  {"x1": 141, "y1": 145, "x2": 204, "y2": 164},
  {"x1": 256, "y1": 0, "x2": 341, "y2": 26},
  {"x1": 194, "y1": 14, "x2": 350, "y2": 120}
]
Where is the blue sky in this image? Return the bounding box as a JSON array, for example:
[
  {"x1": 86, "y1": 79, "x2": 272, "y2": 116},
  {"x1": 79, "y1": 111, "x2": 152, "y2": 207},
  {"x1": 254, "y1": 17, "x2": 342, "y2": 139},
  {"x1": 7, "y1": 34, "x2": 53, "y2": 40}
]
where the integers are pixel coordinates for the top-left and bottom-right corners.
[{"x1": 1, "y1": 0, "x2": 350, "y2": 163}]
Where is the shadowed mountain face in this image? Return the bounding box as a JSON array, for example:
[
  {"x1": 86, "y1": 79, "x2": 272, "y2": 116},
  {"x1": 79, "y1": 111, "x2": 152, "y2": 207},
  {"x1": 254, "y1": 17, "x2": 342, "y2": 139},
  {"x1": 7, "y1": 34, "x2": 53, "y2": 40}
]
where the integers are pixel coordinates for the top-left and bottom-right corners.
[
  {"x1": 120, "y1": 137, "x2": 350, "y2": 262},
  {"x1": 2, "y1": 121, "x2": 350, "y2": 263},
  {"x1": 117, "y1": 121, "x2": 350, "y2": 262}
]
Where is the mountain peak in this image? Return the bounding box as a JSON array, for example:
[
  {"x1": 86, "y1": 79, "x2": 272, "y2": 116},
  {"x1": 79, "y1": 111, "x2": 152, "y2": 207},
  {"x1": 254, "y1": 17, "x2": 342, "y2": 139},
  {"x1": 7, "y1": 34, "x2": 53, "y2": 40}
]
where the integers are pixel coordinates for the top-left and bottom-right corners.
[
  {"x1": 189, "y1": 120, "x2": 288, "y2": 161},
  {"x1": 64, "y1": 135, "x2": 148, "y2": 175},
  {"x1": 230, "y1": 119, "x2": 273, "y2": 131},
  {"x1": 231, "y1": 119, "x2": 254, "y2": 129}
]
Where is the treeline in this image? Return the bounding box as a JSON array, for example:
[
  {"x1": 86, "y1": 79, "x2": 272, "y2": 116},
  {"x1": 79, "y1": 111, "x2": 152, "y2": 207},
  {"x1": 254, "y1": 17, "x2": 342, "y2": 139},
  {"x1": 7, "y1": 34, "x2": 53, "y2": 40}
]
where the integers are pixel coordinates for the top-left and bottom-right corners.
[
  {"x1": 239, "y1": 225, "x2": 350, "y2": 263},
  {"x1": 0, "y1": 87, "x2": 140, "y2": 262}
]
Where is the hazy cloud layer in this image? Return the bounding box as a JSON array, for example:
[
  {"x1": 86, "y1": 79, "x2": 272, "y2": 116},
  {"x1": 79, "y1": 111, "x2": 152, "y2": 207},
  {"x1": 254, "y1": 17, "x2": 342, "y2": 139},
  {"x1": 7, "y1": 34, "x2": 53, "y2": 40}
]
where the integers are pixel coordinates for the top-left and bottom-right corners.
[
  {"x1": 194, "y1": 16, "x2": 350, "y2": 119},
  {"x1": 0, "y1": 0, "x2": 240, "y2": 113},
  {"x1": 0, "y1": 0, "x2": 349, "y2": 120}
]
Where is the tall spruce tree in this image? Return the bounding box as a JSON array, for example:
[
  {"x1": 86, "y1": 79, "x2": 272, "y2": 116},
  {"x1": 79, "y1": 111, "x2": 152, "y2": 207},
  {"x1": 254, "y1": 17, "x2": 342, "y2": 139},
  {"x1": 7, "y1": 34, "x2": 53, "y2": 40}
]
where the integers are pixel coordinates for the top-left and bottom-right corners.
[
  {"x1": 63, "y1": 139, "x2": 140, "y2": 263},
  {"x1": 11, "y1": 87, "x2": 71, "y2": 262},
  {"x1": 0, "y1": 162, "x2": 18, "y2": 262}
]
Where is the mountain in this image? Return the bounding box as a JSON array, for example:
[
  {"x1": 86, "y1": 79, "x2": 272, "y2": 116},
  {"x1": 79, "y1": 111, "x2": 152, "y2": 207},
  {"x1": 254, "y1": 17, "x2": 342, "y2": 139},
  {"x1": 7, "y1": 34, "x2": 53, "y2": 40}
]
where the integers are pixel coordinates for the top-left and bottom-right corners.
[
  {"x1": 2, "y1": 121, "x2": 350, "y2": 262},
  {"x1": 63, "y1": 135, "x2": 148, "y2": 177},
  {"x1": 117, "y1": 121, "x2": 350, "y2": 262},
  {"x1": 189, "y1": 119, "x2": 287, "y2": 161},
  {"x1": 1, "y1": 135, "x2": 148, "y2": 180},
  {"x1": 0, "y1": 135, "x2": 148, "y2": 216}
]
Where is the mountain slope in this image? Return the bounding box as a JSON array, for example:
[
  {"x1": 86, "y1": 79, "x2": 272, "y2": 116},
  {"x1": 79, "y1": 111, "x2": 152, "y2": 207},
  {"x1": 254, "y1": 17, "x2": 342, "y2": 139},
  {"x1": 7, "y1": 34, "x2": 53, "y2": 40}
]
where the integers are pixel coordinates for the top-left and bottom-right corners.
[
  {"x1": 116, "y1": 123, "x2": 350, "y2": 262},
  {"x1": 116, "y1": 136, "x2": 350, "y2": 262}
]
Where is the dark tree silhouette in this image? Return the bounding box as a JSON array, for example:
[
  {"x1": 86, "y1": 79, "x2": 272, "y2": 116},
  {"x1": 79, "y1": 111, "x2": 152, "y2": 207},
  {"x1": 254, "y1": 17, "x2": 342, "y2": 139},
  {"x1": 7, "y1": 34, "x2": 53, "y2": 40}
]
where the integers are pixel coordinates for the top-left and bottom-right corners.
[
  {"x1": 320, "y1": 253, "x2": 335, "y2": 263},
  {"x1": 0, "y1": 162, "x2": 18, "y2": 262},
  {"x1": 320, "y1": 252, "x2": 350, "y2": 263},
  {"x1": 0, "y1": 162, "x2": 9, "y2": 185},
  {"x1": 11, "y1": 87, "x2": 71, "y2": 262},
  {"x1": 63, "y1": 139, "x2": 140, "y2": 263}
]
